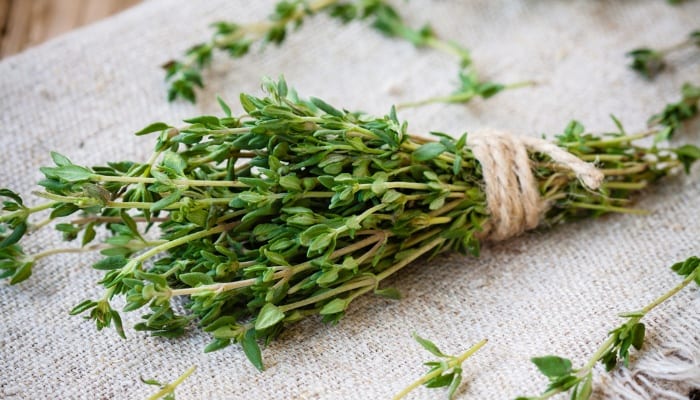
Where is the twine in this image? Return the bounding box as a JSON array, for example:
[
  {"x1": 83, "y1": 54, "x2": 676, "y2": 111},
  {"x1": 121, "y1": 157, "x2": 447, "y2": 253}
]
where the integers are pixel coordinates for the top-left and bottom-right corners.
[{"x1": 467, "y1": 130, "x2": 604, "y2": 241}]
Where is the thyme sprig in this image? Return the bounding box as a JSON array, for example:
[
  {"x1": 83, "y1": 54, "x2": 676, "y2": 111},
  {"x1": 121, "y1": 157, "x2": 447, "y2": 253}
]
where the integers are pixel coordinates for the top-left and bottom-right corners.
[
  {"x1": 1, "y1": 78, "x2": 699, "y2": 371},
  {"x1": 517, "y1": 256, "x2": 700, "y2": 400},
  {"x1": 164, "y1": 0, "x2": 524, "y2": 107},
  {"x1": 650, "y1": 82, "x2": 700, "y2": 145},
  {"x1": 396, "y1": 70, "x2": 534, "y2": 110},
  {"x1": 627, "y1": 30, "x2": 700, "y2": 79},
  {"x1": 394, "y1": 334, "x2": 487, "y2": 400},
  {"x1": 142, "y1": 365, "x2": 196, "y2": 400},
  {"x1": 165, "y1": 0, "x2": 469, "y2": 102}
]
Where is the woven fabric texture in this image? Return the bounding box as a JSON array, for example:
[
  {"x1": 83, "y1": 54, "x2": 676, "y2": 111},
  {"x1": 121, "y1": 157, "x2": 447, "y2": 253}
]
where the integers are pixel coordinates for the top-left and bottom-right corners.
[{"x1": 0, "y1": 1, "x2": 698, "y2": 399}]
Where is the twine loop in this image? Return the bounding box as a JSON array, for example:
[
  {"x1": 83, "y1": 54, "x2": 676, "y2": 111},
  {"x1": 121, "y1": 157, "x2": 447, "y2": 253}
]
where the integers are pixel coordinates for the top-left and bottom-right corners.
[{"x1": 466, "y1": 130, "x2": 604, "y2": 241}]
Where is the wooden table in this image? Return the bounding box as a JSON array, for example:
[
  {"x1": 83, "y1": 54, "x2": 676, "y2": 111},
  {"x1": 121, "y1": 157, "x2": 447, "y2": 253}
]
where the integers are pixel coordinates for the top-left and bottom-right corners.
[{"x1": 0, "y1": 0, "x2": 140, "y2": 58}]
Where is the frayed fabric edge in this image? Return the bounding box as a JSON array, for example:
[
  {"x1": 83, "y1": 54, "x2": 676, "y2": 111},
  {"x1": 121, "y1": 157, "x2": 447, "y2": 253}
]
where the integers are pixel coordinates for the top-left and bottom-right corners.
[{"x1": 594, "y1": 300, "x2": 700, "y2": 400}]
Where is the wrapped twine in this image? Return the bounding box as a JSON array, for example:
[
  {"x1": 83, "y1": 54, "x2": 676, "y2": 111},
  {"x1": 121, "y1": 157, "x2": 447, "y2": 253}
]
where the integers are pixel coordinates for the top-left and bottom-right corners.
[{"x1": 467, "y1": 130, "x2": 604, "y2": 241}]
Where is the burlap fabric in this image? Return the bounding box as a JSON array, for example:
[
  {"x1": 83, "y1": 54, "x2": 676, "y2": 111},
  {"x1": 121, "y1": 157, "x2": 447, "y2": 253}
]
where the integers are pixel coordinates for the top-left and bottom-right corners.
[{"x1": 1, "y1": 1, "x2": 698, "y2": 399}]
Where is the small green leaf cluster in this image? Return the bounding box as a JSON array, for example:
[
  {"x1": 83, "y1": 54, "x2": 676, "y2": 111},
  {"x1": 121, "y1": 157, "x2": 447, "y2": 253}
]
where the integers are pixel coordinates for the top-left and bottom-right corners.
[
  {"x1": 413, "y1": 333, "x2": 465, "y2": 399},
  {"x1": 671, "y1": 255, "x2": 700, "y2": 284},
  {"x1": 2, "y1": 78, "x2": 698, "y2": 372},
  {"x1": 164, "y1": 20, "x2": 251, "y2": 102},
  {"x1": 626, "y1": 48, "x2": 665, "y2": 79},
  {"x1": 397, "y1": 68, "x2": 532, "y2": 109},
  {"x1": 627, "y1": 30, "x2": 700, "y2": 79},
  {"x1": 395, "y1": 334, "x2": 487, "y2": 399},
  {"x1": 516, "y1": 356, "x2": 593, "y2": 400},
  {"x1": 0, "y1": 189, "x2": 31, "y2": 283},
  {"x1": 599, "y1": 318, "x2": 646, "y2": 371},
  {"x1": 650, "y1": 83, "x2": 700, "y2": 144}
]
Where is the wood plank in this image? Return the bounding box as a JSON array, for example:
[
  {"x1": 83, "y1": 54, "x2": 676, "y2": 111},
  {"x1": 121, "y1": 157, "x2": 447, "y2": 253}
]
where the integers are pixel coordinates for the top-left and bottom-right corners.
[
  {"x1": 0, "y1": 0, "x2": 141, "y2": 59},
  {"x1": 27, "y1": 0, "x2": 51, "y2": 47},
  {"x1": 0, "y1": 0, "x2": 10, "y2": 40},
  {"x1": 43, "y1": 0, "x2": 83, "y2": 39},
  {"x1": 1, "y1": 0, "x2": 33, "y2": 57},
  {"x1": 82, "y1": 0, "x2": 116, "y2": 24}
]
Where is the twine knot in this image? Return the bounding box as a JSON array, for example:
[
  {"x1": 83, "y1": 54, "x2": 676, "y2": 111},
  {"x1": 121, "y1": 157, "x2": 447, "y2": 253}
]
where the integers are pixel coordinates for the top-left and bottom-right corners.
[{"x1": 466, "y1": 130, "x2": 604, "y2": 241}]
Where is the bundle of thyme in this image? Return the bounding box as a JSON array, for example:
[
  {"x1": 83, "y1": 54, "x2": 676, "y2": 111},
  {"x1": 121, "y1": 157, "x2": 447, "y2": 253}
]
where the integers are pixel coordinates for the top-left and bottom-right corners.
[{"x1": 1, "y1": 78, "x2": 698, "y2": 370}]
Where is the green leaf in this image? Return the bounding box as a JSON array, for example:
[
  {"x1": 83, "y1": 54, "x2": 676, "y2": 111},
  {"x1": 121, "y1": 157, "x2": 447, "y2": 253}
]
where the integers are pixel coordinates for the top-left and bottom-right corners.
[
  {"x1": 576, "y1": 374, "x2": 593, "y2": 400},
  {"x1": 446, "y1": 370, "x2": 463, "y2": 400},
  {"x1": 150, "y1": 191, "x2": 182, "y2": 212},
  {"x1": 374, "y1": 287, "x2": 401, "y2": 299},
  {"x1": 0, "y1": 222, "x2": 26, "y2": 248},
  {"x1": 310, "y1": 97, "x2": 344, "y2": 117},
  {"x1": 50, "y1": 151, "x2": 72, "y2": 167},
  {"x1": 263, "y1": 249, "x2": 290, "y2": 267},
  {"x1": 316, "y1": 268, "x2": 339, "y2": 286},
  {"x1": 50, "y1": 203, "x2": 79, "y2": 219},
  {"x1": 412, "y1": 332, "x2": 447, "y2": 358},
  {"x1": 204, "y1": 338, "x2": 231, "y2": 353},
  {"x1": 255, "y1": 303, "x2": 285, "y2": 330},
  {"x1": 120, "y1": 210, "x2": 144, "y2": 241},
  {"x1": 425, "y1": 372, "x2": 454, "y2": 388},
  {"x1": 69, "y1": 300, "x2": 98, "y2": 315},
  {"x1": 111, "y1": 309, "x2": 126, "y2": 339},
  {"x1": 0, "y1": 188, "x2": 24, "y2": 205},
  {"x1": 531, "y1": 355, "x2": 572, "y2": 378},
  {"x1": 135, "y1": 122, "x2": 172, "y2": 136},
  {"x1": 217, "y1": 96, "x2": 232, "y2": 118},
  {"x1": 674, "y1": 144, "x2": 700, "y2": 173},
  {"x1": 162, "y1": 152, "x2": 188, "y2": 176},
  {"x1": 240, "y1": 94, "x2": 258, "y2": 114},
  {"x1": 630, "y1": 323, "x2": 645, "y2": 350},
  {"x1": 671, "y1": 256, "x2": 699, "y2": 277},
  {"x1": 278, "y1": 175, "x2": 302, "y2": 192},
  {"x1": 319, "y1": 298, "x2": 348, "y2": 315},
  {"x1": 10, "y1": 261, "x2": 33, "y2": 284},
  {"x1": 81, "y1": 222, "x2": 96, "y2": 247},
  {"x1": 54, "y1": 165, "x2": 93, "y2": 182},
  {"x1": 412, "y1": 142, "x2": 446, "y2": 161},
  {"x1": 626, "y1": 48, "x2": 665, "y2": 79},
  {"x1": 183, "y1": 115, "x2": 220, "y2": 126},
  {"x1": 93, "y1": 255, "x2": 128, "y2": 271},
  {"x1": 300, "y1": 224, "x2": 333, "y2": 246},
  {"x1": 241, "y1": 329, "x2": 264, "y2": 371},
  {"x1": 308, "y1": 233, "x2": 334, "y2": 254},
  {"x1": 179, "y1": 272, "x2": 214, "y2": 287},
  {"x1": 140, "y1": 377, "x2": 161, "y2": 386}
]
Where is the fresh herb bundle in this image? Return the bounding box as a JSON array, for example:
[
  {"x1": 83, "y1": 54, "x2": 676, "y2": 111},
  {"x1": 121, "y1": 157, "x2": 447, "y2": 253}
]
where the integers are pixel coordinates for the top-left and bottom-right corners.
[
  {"x1": 517, "y1": 256, "x2": 700, "y2": 400},
  {"x1": 164, "y1": 0, "x2": 523, "y2": 106},
  {"x1": 1, "y1": 78, "x2": 698, "y2": 370},
  {"x1": 627, "y1": 30, "x2": 700, "y2": 79}
]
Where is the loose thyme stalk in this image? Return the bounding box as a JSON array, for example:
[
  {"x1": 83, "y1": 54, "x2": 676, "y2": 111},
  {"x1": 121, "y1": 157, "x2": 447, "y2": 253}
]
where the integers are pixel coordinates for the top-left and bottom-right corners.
[
  {"x1": 627, "y1": 30, "x2": 699, "y2": 79},
  {"x1": 142, "y1": 365, "x2": 197, "y2": 400},
  {"x1": 1, "y1": 78, "x2": 699, "y2": 371},
  {"x1": 516, "y1": 256, "x2": 700, "y2": 400},
  {"x1": 165, "y1": 0, "x2": 524, "y2": 106},
  {"x1": 394, "y1": 334, "x2": 488, "y2": 400}
]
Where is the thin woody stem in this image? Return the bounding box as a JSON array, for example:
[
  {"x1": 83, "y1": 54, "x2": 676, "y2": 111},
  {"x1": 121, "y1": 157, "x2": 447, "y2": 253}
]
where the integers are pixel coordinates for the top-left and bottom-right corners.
[{"x1": 393, "y1": 339, "x2": 488, "y2": 400}]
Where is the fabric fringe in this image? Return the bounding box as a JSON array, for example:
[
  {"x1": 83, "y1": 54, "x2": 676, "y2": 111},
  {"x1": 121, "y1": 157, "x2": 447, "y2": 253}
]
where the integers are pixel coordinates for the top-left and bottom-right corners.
[{"x1": 595, "y1": 298, "x2": 700, "y2": 400}]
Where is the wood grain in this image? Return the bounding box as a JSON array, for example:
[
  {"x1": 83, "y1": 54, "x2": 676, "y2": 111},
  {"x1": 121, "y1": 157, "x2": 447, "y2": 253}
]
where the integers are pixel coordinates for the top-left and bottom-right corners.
[{"x1": 0, "y1": 0, "x2": 141, "y2": 59}]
